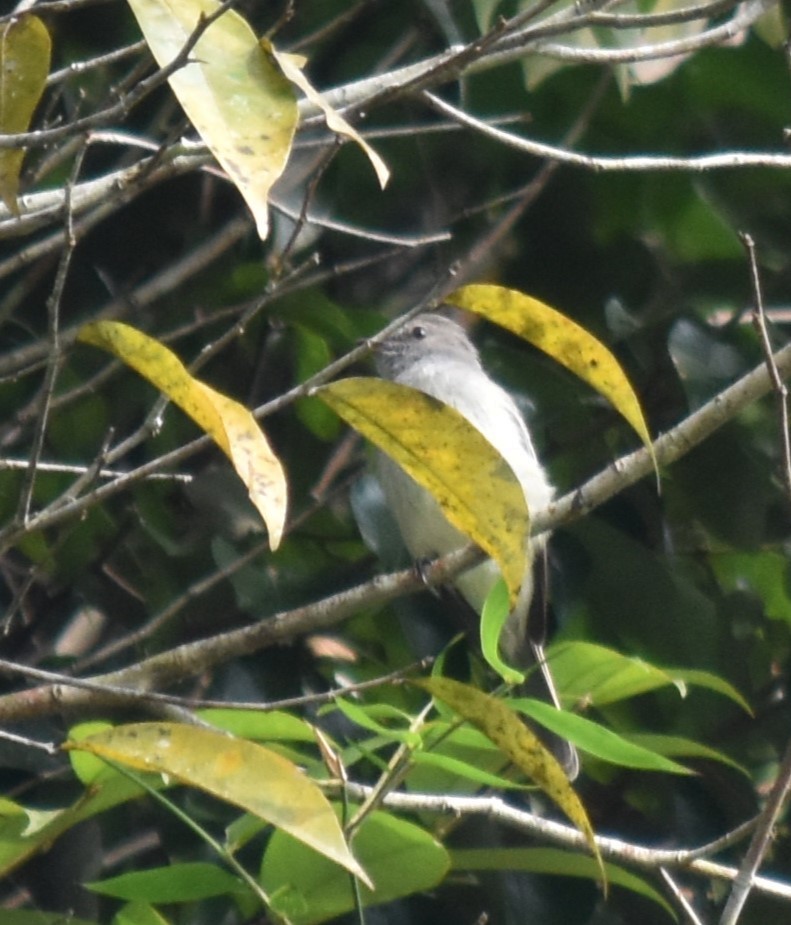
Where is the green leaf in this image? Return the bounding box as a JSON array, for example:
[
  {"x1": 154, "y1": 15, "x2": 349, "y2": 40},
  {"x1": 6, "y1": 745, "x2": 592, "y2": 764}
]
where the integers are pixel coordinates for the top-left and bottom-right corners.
[
  {"x1": 410, "y1": 749, "x2": 527, "y2": 789},
  {"x1": 0, "y1": 773, "x2": 151, "y2": 878},
  {"x1": 113, "y1": 903, "x2": 170, "y2": 925},
  {"x1": 125, "y1": 0, "x2": 298, "y2": 238},
  {"x1": 626, "y1": 733, "x2": 748, "y2": 776},
  {"x1": 514, "y1": 699, "x2": 691, "y2": 773},
  {"x1": 198, "y1": 708, "x2": 317, "y2": 742},
  {"x1": 292, "y1": 325, "x2": 342, "y2": 440},
  {"x1": 262, "y1": 810, "x2": 449, "y2": 925},
  {"x1": 481, "y1": 577, "x2": 523, "y2": 684},
  {"x1": 405, "y1": 722, "x2": 511, "y2": 794},
  {"x1": 548, "y1": 641, "x2": 751, "y2": 713},
  {"x1": 89, "y1": 861, "x2": 245, "y2": 902},
  {"x1": 67, "y1": 720, "x2": 116, "y2": 784},
  {"x1": 0, "y1": 15, "x2": 51, "y2": 213},
  {"x1": 671, "y1": 668, "x2": 753, "y2": 715},
  {"x1": 331, "y1": 698, "x2": 421, "y2": 746}
]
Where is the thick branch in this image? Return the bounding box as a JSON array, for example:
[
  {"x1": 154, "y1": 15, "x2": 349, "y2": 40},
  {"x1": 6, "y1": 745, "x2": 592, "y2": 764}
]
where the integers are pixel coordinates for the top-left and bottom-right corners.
[{"x1": 0, "y1": 341, "x2": 790, "y2": 721}]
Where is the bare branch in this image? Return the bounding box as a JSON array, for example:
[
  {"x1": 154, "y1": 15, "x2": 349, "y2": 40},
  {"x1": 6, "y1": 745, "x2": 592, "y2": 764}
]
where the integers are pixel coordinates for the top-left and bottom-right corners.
[
  {"x1": 329, "y1": 785, "x2": 791, "y2": 902},
  {"x1": 422, "y1": 91, "x2": 791, "y2": 174}
]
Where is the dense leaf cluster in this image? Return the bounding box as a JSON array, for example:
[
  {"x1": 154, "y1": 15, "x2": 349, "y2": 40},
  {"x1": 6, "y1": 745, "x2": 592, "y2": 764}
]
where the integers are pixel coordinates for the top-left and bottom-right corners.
[{"x1": 2, "y1": 0, "x2": 791, "y2": 923}]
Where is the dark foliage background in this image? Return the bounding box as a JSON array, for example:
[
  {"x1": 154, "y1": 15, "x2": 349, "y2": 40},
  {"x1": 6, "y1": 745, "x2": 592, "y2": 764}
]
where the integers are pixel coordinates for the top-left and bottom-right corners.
[{"x1": 2, "y1": 0, "x2": 791, "y2": 923}]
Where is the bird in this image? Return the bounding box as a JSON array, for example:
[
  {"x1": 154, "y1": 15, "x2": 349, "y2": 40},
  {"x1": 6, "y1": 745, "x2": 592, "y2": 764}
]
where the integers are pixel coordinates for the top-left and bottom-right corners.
[{"x1": 374, "y1": 312, "x2": 578, "y2": 779}]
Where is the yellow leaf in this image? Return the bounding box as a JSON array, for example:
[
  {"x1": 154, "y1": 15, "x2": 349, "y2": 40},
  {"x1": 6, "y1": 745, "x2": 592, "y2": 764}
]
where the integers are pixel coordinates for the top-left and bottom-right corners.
[
  {"x1": 447, "y1": 284, "x2": 657, "y2": 474},
  {"x1": 78, "y1": 321, "x2": 287, "y2": 549},
  {"x1": 416, "y1": 677, "x2": 606, "y2": 890},
  {"x1": 0, "y1": 15, "x2": 51, "y2": 214},
  {"x1": 125, "y1": 0, "x2": 298, "y2": 239},
  {"x1": 64, "y1": 723, "x2": 370, "y2": 885},
  {"x1": 263, "y1": 41, "x2": 390, "y2": 190},
  {"x1": 317, "y1": 377, "x2": 528, "y2": 604}
]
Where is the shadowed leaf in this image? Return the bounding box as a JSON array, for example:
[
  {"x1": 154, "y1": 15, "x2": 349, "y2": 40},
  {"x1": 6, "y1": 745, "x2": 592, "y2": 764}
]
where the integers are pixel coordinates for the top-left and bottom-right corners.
[{"x1": 451, "y1": 848, "x2": 672, "y2": 918}]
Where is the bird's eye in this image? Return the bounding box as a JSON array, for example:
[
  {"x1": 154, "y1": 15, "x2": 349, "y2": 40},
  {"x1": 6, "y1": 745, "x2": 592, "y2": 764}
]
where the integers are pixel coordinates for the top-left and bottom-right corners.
[{"x1": 411, "y1": 325, "x2": 427, "y2": 340}]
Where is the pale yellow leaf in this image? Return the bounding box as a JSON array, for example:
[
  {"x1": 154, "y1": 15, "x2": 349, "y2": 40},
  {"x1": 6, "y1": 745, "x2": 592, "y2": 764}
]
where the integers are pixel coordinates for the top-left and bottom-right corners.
[
  {"x1": 125, "y1": 0, "x2": 298, "y2": 238},
  {"x1": 0, "y1": 15, "x2": 51, "y2": 214},
  {"x1": 77, "y1": 321, "x2": 287, "y2": 549},
  {"x1": 64, "y1": 723, "x2": 370, "y2": 885},
  {"x1": 447, "y1": 284, "x2": 657, "y2": 474},
  {"x1": 317, "y1": 377, "x2": 528, "y2": 604},
  {"x1": 264, "y1": 42, "x2": 390, "y2": 189}
]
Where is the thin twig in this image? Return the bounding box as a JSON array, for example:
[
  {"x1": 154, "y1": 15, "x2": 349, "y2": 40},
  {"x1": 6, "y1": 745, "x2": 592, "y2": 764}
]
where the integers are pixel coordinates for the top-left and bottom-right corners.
[
  {"x1": 0, "y1": 0, "x2": 245, "y2": 149},
  {"x1": 422, "y1": 90, "x2": 791, "y2": 174},
  {"x1": 660, "y1": 867, "x2": 706, "y2": 925},
  {"x1": 741, "y1": 232, "x2": 791, "y2": 497},
  {"x1": 15, "y1": 141, "x2": 86, "y2": 526},
  {"x1": 718, "y1": 237, "x2": 791, "y2": 925}
]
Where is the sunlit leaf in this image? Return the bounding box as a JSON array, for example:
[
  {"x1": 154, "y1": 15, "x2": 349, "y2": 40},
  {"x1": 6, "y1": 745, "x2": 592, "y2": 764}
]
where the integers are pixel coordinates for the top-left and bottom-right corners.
[
  {"x1": 89, "y1": 861, "x2": 244, "y2": 902},
  {"x1": 0, "y1": 15, "x2": 51, "y2": 214},
  {"x1": 317, "y1": 377, "x2": 529, "y2": 605},
  {"x1": 125, "y1": 0, "x2": 298, "y2": 238},
  {"x1": 263, "y1": 40, "x2": 389, "y2": 189},
  {"x1": 64, "y1": 723, "x2": 370, "y2": 885},
  {"x1": 446, "y1": 284, "x2": 656, "y2": 472},
  {"x1": 198, "y1": 708, "x2": 317, "y2": 742},
  {"x1": 78, "y1": 321, "x2": 287, "y2": 548},
  {"x1": 415, "y1": 677, "x2": 606, "y2": 888},
  {"x1": 514, "y1": 698, "x2": 691, "y2": 773},
  {"x1": 548, "y1": 641, "x2": 751, "y2": 713},
  {"x1": 262, "y1": 810, "x2": 448, "y2": 925},
  {"x1": 451, "y1": 848, "x2": 673, "y2": 918}
]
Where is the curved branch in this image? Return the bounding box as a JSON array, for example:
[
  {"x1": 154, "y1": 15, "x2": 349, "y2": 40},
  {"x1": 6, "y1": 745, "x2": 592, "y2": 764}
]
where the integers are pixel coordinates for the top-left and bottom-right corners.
[
  {"x1": 0, "y1": 340, "x2": 790, "y2": 721},
  {"x1": 329, "y1": 784, "x2": 791, "y2": 902},
  {"x1": 423, "y1": 92, "x2": 791, "y2": 173}
]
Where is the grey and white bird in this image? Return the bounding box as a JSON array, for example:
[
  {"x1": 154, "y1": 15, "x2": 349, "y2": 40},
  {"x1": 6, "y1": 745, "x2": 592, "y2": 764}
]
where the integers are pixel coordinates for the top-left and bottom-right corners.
[{"x1": 374, "y1": 313, "x2": 578, "y2": 778}]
